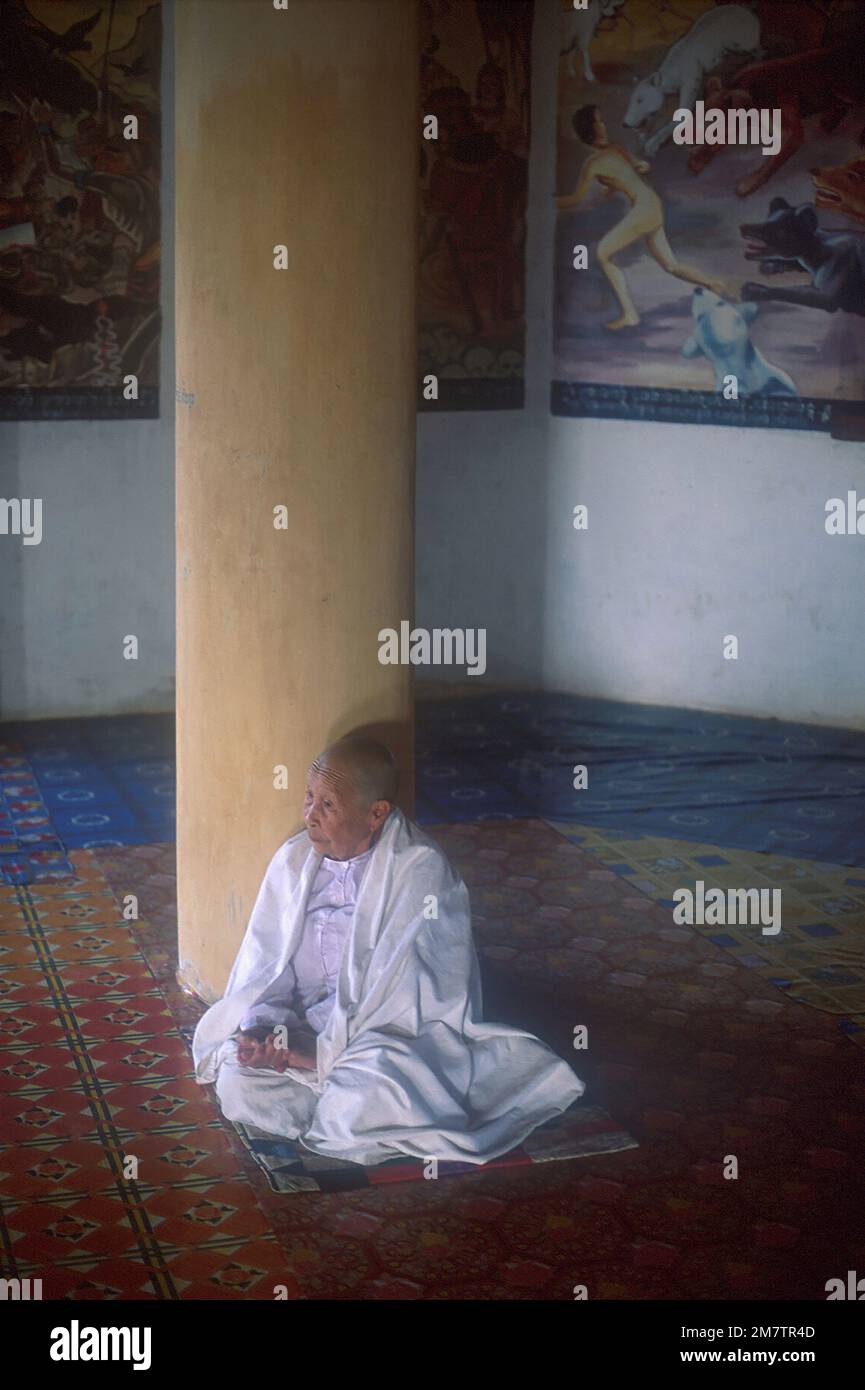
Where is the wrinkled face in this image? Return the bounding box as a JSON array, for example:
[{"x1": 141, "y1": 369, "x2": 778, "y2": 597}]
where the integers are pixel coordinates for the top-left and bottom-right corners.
[{"x1": 303, "y1": 760, "x2": 381, "y2": 861}]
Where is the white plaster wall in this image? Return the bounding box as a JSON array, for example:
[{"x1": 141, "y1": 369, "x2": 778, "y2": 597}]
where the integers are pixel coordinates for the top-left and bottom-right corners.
[
  {"x1": 415, "y1": 0, "x2": 865, "y2": 728},
  {"x1": 0, "y1": 1, "x2": 175, "y2": 720},
  {"x1": 2, "y1": 0, "x2": 861, "y2": 728}
]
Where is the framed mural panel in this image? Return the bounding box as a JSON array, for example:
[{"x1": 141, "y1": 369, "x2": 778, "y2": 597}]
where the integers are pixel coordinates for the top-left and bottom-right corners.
[
  {"x1": 552, "y1": 0, "x2": 865, "y2": 433},
  {"x1": 0, "y1": 0, "x2": 161, "y2": 420},
  {"x1": 419, "y1": 0, "x2": 533, "y2": 412}
]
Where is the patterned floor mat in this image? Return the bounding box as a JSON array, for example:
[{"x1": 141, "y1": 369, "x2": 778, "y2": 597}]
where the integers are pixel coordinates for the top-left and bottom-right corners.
[
  {"x1": 0, "y1": 740, "x2": 76, "y2": 886},
  {"x1": 4, "y1": 695, "x2": 865, "y2": 882},
  {"x1": 232, "y1": 1106, "x2": 638, "y2": 1195},
  {"x1": 551, "y1": 822, "x2": 865, "y2": 1042},
  {"x1": 0, "y1": 715, "x2": 174, "y2": 885},
  {"x1": 3, "y1": 831, "x2": 861, "y2": 1300},
  {"x1": 92, "y1": 828, "x2": 865, "y2": 1300},
  {"x1": 414, "y1": 691, "x2": 865, "y2": 867}
]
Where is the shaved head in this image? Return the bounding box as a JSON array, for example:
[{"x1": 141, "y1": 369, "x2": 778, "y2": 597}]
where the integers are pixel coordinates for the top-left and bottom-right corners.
[
  {"x1": 311, "y1": 737, "x2": 399, "y2": 808},
  {"x1": 304, "y1": 738, "x2": 398, "y2": 860}
]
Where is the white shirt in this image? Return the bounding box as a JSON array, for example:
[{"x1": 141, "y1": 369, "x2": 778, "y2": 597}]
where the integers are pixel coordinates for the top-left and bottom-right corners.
[{"x1": 239, "y1": 843, "x2": 373, "y2": 1035}]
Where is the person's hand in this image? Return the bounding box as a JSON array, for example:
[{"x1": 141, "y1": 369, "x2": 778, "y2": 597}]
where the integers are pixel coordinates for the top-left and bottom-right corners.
[
  {"x1": 278, "y1": 1030, "x2": 317, "y2": 1070},
  {"x1": 261, "y1": 1034, "x2": 316, "y2": 1071},
  {"x1": 235, "y1": 1029, "x2": 316, "y2": 1071},
  {"x1": 285, "y1": 1044, "x2": 317, "y2": 1069},
  {"x1": 235, "y1": 1030, "x2": 269, "y2": 1067}
]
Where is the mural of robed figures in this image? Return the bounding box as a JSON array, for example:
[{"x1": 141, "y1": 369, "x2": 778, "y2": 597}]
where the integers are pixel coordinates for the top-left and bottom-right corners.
[
  {"x1": 553, "y1": 0, "x2": 865, "y2": 434},
  {"x1": 0, "y1": 0, "x2": 161, "y2": 420},
  {"x1": 419, "y1": 0, "x2": 533, "y2": 412}
]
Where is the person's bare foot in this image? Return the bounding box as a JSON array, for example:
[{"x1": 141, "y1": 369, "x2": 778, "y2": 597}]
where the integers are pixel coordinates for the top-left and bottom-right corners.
[{"x1": 605, "y1": 312, "x2": 639, "y2": 330}]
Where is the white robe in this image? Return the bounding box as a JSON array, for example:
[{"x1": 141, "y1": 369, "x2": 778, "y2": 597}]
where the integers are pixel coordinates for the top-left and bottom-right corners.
[{"x1": 192, "y1": 808, "x2": 585, "y2": 1165}]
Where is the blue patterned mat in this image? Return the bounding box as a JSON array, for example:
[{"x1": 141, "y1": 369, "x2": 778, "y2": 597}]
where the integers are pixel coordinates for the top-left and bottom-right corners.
[
  {"x1": 414, "y1": 692, "x2": 865, "y2": 868},
  {"x1": 2, "y1": 695, "x2": 864, "y2": 883},
  {"x1": 0, "y1": 714, "x2": 174, "y2": 883}
]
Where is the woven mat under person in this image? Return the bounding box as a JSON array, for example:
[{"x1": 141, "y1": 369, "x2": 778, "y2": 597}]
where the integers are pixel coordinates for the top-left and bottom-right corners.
[{"x1": 232, "y1": 1104, "x2": 638, "y2": 1195}]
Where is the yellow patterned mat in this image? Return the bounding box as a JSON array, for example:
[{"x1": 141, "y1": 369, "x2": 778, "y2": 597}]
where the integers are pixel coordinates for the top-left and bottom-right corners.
[{"x1": 547, "y1": 821, "x2": 865, "y2": 1044}]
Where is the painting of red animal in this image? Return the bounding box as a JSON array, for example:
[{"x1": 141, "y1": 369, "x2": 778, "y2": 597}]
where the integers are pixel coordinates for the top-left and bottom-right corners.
[
  {"x1": 553, "y1": 0, "x2": 865, "y2": 433},
  {"x1": 811, "y1": 158, "x2": 865, "y2": 223},
  {"x1": 687, "y1": 38, "x2": 865, "y2": 197}
]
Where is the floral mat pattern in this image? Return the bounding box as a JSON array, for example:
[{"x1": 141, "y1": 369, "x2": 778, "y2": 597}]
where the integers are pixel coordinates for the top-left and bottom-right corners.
[
  {"x1": 549, "y1": 822, "x2": 865, "y2": 1043},
  {"x1": 2, "y1": 823, "x2": 863, "y2": 1300},
  {"x1": 3, "y1": 704, "x2": 864, "y2": 1041}
]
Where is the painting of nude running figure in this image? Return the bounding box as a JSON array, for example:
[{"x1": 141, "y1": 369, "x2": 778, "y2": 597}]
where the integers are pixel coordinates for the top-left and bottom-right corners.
[{"x1": 553, "y1": 0, "x2": 865, "y2": 433}]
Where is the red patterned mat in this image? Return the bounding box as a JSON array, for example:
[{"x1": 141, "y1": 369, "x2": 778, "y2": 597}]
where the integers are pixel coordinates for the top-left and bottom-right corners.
[{"x1": 2, "y1": 828, "x2": 864, "y2": 1300}]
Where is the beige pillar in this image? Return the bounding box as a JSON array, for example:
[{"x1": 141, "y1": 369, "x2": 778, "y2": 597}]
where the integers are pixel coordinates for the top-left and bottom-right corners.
[{"x1": 175, "y1": 0, "x2": 417, "y2": 1000}]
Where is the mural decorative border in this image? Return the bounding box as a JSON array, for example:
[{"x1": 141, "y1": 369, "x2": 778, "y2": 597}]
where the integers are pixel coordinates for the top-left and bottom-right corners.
[
  {"x1": 551, "y1": 381, "x2": 845, "y2": 432},
  {"x1": 418, "y1": 377, "x2": 525, "y2": 412},
  {"x1": 0, "y1": 385, "x2": 158, "y2": 422},
  {"x1": 552, "y1": 2, "x2": 865, "y2": 437}
]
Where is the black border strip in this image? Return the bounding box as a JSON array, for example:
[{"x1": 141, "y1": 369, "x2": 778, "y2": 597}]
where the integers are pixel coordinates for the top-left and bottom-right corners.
[
  {"x1": 0, "y1": 388, "x2": 159, "y2": 421},
  {"x1": 418, "y1": 378, "x2": 524, "y2": 412},
  {"x1": 551, "y1": 380, "x2": 847, "y2": 434}
]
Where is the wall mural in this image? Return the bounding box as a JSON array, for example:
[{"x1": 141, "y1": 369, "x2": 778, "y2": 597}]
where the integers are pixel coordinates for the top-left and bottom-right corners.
[
  {"x1": 0, "y1": 0, "x2": 161, "y2": 420},
  {"x1": 552, "y1": 0, "x2": 865, "y2": 434},
  {"x1": 419, "y1": 0, "x2": 533, "y2": 412}
]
